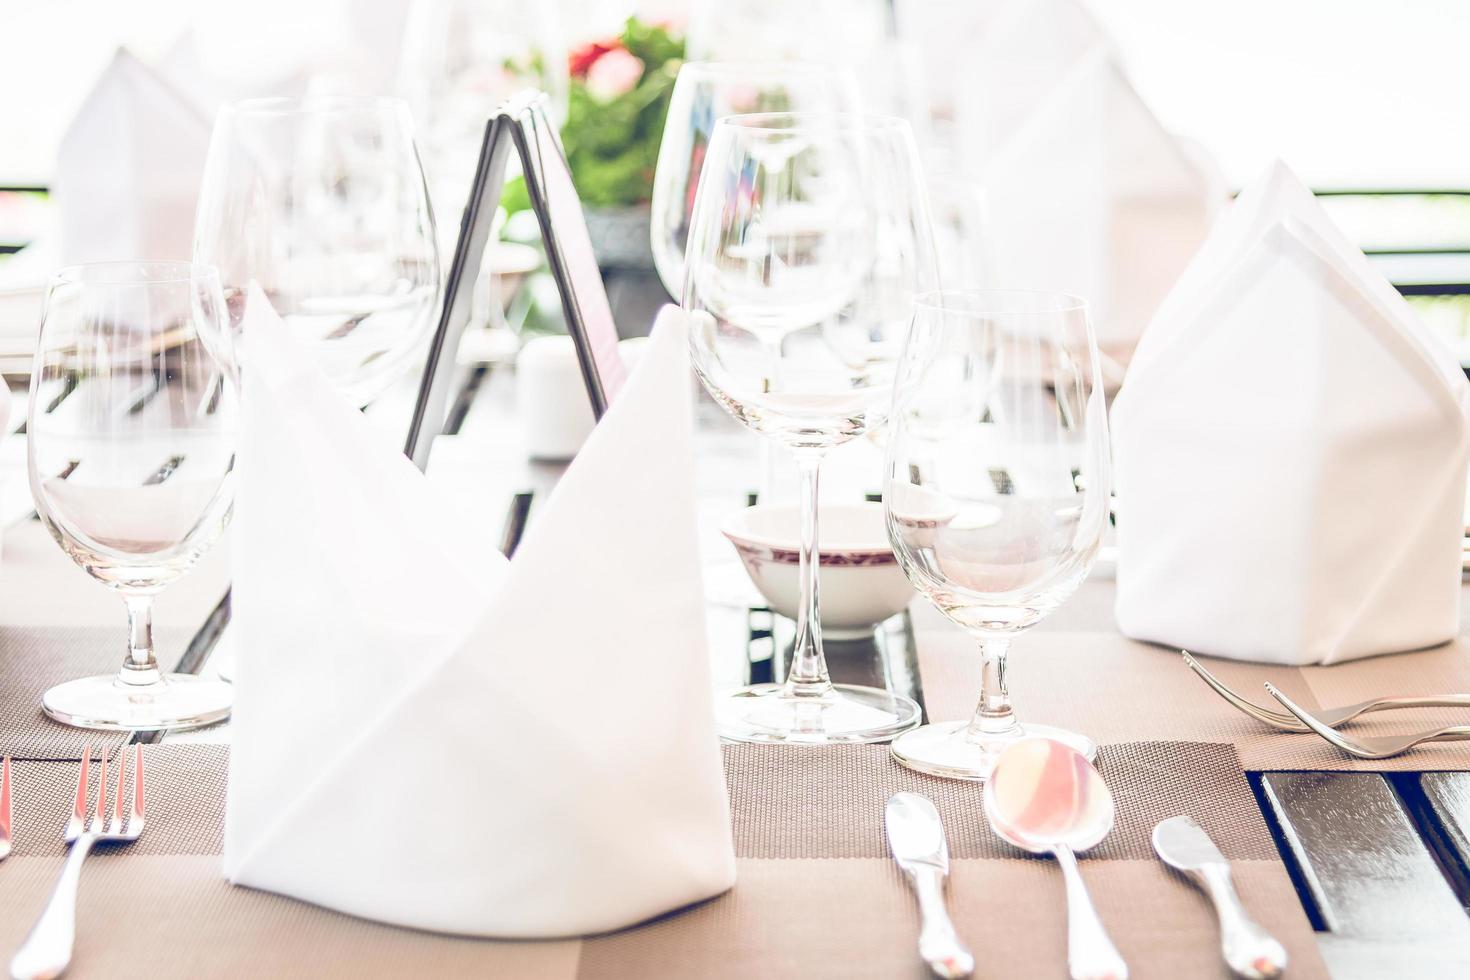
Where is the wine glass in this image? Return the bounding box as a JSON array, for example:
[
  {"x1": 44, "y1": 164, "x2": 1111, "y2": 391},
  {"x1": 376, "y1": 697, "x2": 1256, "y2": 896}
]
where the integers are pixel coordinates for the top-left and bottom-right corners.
[
  {"x1": 650, "y1": 61, "x2": 860, "y2": 299},
  {"x1": 884, "y1": 289, "x2": 1112, "y2": 779},
  {"x1": 193, "y1": 96, "x2": 440, "y2": 408},
  {"x1": 28, "y1": 262, "x2": 238, "y2": 731},
  {"x1": 397, "y1": 0, "x2": 567, "y2": 229},
  {"x1": 684, "y1": 113, "x2": 938, "y2": 744}
]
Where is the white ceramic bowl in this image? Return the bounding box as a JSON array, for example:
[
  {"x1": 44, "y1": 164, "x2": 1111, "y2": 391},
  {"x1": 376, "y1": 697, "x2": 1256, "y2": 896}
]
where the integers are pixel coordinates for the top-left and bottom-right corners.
[{"x1": 721, "y1": 502, "x2": 916, "y2": 638}]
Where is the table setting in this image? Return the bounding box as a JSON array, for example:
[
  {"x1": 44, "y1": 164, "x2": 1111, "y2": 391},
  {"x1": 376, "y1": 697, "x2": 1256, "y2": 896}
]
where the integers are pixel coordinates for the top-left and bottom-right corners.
[{"x1": 1, "y1": 3, "x2": 1470, "y2": 979}]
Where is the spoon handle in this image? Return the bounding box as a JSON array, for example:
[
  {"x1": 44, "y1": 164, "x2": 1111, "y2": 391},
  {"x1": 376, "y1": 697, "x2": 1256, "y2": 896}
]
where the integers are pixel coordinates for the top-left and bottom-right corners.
[{"x1": 1053, "y1": 845, "x2": 1129, "y2": 980}]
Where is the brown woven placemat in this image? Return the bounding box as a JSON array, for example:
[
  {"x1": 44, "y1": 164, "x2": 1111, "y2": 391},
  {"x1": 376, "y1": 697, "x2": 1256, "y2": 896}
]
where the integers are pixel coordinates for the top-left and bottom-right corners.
[
  {"x1": 0, "y1": 629, "x2": 132, "y2": 760},
  {"x1": 914, "y1": 574, "x2": 1470, "y2": 772},
  {"x1": 0, "y1": 744, "x2": 1327, "y2": 979},
  {"x1": 723, "y1": 742, "x2": 1277, "y2": 861},
  {"x1": 0, "y1": 522, "x2": 230, "y2": 759},
  {"x1": 6, "y1": 746, "x2": 227, "y2": 856}
]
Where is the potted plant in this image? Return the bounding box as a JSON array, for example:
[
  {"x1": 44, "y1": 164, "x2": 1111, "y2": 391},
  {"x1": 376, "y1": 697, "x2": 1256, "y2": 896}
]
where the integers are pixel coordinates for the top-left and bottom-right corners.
[{"x1": 504, "y1": 18, "x2": 684, "y2": 271}]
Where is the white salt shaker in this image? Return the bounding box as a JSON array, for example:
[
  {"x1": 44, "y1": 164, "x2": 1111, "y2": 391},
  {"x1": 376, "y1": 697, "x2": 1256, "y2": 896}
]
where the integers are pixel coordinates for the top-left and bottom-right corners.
[{"x1": 516, "y1": 335, "x2": 595, "y2": 461}]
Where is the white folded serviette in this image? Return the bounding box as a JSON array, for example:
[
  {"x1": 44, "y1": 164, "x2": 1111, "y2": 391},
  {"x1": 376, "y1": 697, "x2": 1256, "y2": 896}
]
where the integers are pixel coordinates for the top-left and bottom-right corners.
[
  {"x1": 54, "y1": 49, "x2": 212, "y2": 264},
  {"x1": 1112, "y1": 162, "x2": 1470, "y2": 665},
  {"x1": 224, "y1": 295, "x2": 736, "y2": 936},
  {"x1": 955, "y1": 0, "x2": 1224, "y2": 362}
]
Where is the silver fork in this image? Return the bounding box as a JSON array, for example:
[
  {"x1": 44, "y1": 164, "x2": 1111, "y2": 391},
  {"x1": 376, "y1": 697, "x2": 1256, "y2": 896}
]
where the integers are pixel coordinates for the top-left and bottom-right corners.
[
  {"x1": 1266, "y1": 683, "x2": 1470, "y2": 760},
  {"x1": 1182, "y1": 652, "x2": 1470, "y2": 732},
  {"x1": 11, "y1": 745, "x2": 146, "y2": 980}
]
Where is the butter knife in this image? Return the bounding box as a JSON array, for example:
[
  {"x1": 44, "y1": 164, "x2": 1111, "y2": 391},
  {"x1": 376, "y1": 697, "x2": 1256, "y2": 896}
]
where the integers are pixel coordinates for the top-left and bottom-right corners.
[
  {"x1": 1152, "y1": 816, "x2": 1287, "y2": 979},
  {"x1": 884, "y1": 793, "x2": 975, "y2": 979}
]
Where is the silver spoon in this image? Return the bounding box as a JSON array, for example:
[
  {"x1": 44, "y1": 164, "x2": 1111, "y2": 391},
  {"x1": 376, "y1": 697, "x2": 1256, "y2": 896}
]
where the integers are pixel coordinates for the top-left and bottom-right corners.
[{"x1": 984, "y1": 738, "x2": 1129, "y2": 980}]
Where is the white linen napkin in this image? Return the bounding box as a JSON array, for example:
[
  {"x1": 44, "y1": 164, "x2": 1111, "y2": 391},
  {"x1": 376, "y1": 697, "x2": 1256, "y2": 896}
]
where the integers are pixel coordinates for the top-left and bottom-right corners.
[
  {"x1": 1112, "y1": 162, "x2": 1470, "y2": 665},
  {"x1": 224, "y1": 295, "x2": 736, "y2": 936},
  {"x1": 954, "y1": 0, "x2": 1224, "y2": 362},
  {"x1": 54, "y1": 49, "x2": 212, "y2": 264}
]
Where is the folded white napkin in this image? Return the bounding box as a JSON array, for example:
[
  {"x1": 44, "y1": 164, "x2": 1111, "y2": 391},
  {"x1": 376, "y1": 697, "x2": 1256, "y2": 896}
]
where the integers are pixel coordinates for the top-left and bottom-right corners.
[
  {"x1": 955, "y1": 0, "x2": 1224, "y2": 361},
  {"x1": 54, "y1": 49, "x2": 212, "y2": 265},
  {"x1": 1112, "y1": 162, "x2": 1470, "y2": 665},
  {"x1": 224, "y1": 295, "x2": 736, "y2": 936}
]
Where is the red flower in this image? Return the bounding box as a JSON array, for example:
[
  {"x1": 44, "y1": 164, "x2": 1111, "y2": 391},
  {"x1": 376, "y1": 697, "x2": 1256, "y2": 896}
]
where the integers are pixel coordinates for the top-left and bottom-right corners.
[{"x1": 568, "y1": 40, "x2": 619, "y2": 78}]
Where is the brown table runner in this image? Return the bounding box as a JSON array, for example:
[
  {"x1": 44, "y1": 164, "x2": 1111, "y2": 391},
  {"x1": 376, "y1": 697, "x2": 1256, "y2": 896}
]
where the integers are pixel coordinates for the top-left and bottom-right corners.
[
  {"x1": 0, "y1": 744, "x2": 1327, "y2": 979},
  {"x1": 915, "y1": 567, "x2": 1470, "y2": 772},
  {"x1": 0, "y1": 522, "x2": 230, "y2": 759}
]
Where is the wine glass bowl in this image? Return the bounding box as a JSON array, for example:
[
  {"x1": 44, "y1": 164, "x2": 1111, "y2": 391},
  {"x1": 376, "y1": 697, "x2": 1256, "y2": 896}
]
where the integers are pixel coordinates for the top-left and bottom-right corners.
[
  {"x1": 28, "y1": 261, "x2": 238, "y2": 731},
  {"x1": 684, "y1": 112, "x2": 937, "y2": 744},
  {"x1": 884, "y1": 289, "x2": 1111, "y2": 778},
  {"x1": 193, "y1": 96, "x2": 439, "y2": 408},
  {"x1": 651, "y1": 62, "x2": 861, "y2": 299}
]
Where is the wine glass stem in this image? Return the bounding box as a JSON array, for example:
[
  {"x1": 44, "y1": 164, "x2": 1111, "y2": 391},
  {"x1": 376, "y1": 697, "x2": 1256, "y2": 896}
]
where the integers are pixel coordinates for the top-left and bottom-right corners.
[
  {"x1": 966, "y1": 636, "x2": 1020, "y2": 739},
  {"x1": 120, "y1": 595, "x2": 161, "y2": 687},
  {"x1": 782, "y1": 450, "x2": 831, "y2": 698}
]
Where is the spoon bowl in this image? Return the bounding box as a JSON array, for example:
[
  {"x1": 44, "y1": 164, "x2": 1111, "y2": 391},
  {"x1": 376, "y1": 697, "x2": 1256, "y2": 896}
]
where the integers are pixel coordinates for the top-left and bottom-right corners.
[{"x1": 985, "y1": 737, "x2": 1115, "y2": 853}]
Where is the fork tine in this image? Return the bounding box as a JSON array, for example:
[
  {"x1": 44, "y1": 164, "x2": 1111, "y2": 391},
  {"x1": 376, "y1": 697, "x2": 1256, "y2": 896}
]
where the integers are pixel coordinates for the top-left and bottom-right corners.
[
  {"x1": 1, "y1": 756, "x2": 12, "y2": 855},
  {"x1": 94, "y1": 752, "x2": 107, "y2": 833},
  {"x1": 66, "y1": 747, "x2": 90, "y2": 840},
  {"x1": 1181, "y1": 651, "x2": 1307, "y2": 731},
  {"x1": 1264, "y1": 682, "x2": 1371, "y2": 758},
  {"x1": 132, "y1": 744, "x2": 144, "y2": 824},
  {"x1": 110, "y1": 749, "x2": 126, "y2": 835}
]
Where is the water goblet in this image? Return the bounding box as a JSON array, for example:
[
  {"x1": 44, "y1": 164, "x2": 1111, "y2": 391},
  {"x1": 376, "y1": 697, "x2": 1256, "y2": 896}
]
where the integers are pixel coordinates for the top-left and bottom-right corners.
[
  {"x1": 651, "y1": 60, "x2": 860, "y2": 300},
  {"x1": 884, "y1": 289, "x2": 1112, "y2": 778},
  {"x1": 28, "y1": 262, "x2": 238, "y2": 731},
  {"x1": 194, "y1": 95, "x2": 440, "y2": 409}
]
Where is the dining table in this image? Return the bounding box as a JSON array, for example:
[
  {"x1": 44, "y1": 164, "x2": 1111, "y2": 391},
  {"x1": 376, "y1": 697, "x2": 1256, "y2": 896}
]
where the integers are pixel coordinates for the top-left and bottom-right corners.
[{"x1": 0, "y1": 353, "x2": 1467, "y2": 980}]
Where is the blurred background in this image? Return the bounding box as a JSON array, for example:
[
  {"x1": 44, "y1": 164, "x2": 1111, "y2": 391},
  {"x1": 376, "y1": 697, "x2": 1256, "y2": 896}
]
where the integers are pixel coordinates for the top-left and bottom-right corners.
[{"x1": 3, "y1": 0, "x2": 1469, "y2": 360}]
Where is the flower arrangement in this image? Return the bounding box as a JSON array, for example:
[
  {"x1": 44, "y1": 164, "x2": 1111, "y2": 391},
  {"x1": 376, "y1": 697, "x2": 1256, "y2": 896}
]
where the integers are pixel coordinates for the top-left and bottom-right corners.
[{"x1": 504, "y1": 18, "x2": 684, "y2": 212}]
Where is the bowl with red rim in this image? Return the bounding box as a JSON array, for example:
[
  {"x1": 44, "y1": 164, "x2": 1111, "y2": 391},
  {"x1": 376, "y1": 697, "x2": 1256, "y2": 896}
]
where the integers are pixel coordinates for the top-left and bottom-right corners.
[{"x1": 720, "y1": 502, "x2": 916, "y2": 638}]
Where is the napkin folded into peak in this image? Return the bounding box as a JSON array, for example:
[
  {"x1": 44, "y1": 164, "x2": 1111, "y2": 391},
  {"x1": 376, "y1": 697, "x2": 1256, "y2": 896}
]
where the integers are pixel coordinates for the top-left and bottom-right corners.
[
  {"x1": 55, "y1": 49, "x2": 211, "y2": 265},
  {"x1": 225, "y1": 294, "x2": 735, "y2": 936},
  {"x1": 956, "y1": 0, "x2": 1224, "y2": 362},
  {"x1": 1112, "y1": 162, "x2": 1470, "y2": 665}
]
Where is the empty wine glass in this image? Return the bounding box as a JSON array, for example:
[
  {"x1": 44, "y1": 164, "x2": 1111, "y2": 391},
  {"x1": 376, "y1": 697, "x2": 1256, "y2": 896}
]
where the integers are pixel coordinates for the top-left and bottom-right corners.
[
  {"x1": 685, "y1": 113, "x2": 938, "y2": 744},
  {"x1": 28, "y1": 262, "x2": 238, "y2": 731},
  {"x1": 651, "y1": 61, "x2": 860, "y2": 299},
  {"x1": 193, "y1": 96, "x2": 440, "y2": 408},
  {"x1": 397, "y1": 0, "x2": 567, "y2": 228},
  {"x1": 885, "y1": 290, "x2": 1112, "y2": 779}
]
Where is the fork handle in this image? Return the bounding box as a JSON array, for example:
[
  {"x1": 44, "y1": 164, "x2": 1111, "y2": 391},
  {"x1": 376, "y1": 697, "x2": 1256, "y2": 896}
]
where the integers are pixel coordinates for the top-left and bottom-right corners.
[
  {"x1": 1426, "y1": 727, "x2": 1470, "y2": 743},
  {"x1": 10, "y1": 834, "x2": 97, "y2": 980},
  {"x1": 1372, "y1": 695, "x2": 1470, "y2": 712}
]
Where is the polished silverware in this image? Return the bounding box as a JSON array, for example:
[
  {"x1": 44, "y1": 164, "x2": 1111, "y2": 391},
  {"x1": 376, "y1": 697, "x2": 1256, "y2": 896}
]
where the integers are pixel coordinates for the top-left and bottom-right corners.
[
  {"x1": 1152, "y1": 815, "x2": 1286, "y2": 979},
  {"x1": 0, "y1": 757, "x2": 11, "y2": 861},
  {"x1": 11, "y1": 745, "x2": 146, "y2": 980},
  {"x1": 1183, "y1": 651, "x2": 1470, "y2": 732},
  {"x1": 1266, "y1": 683, "x2": 1470, "y2": 759},
  {"x1": 884, "y1": 792, "x2": 975, "y2": 979},
  {"x1": 985, "y1": 738, "x2": 1128, "y2": 980}
]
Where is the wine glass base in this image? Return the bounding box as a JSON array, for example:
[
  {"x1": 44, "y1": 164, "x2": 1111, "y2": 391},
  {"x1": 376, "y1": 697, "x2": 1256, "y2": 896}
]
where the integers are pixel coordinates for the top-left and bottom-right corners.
[
  {"x1": 890, "y1": 720, "x2": 1097, "y2": 781},
  {"x1": 41, "y1": 673, "x2": 233, "y2": 732},
  {"x1": 716, "y1": 683, "x2": 922, "y2": 745}
]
